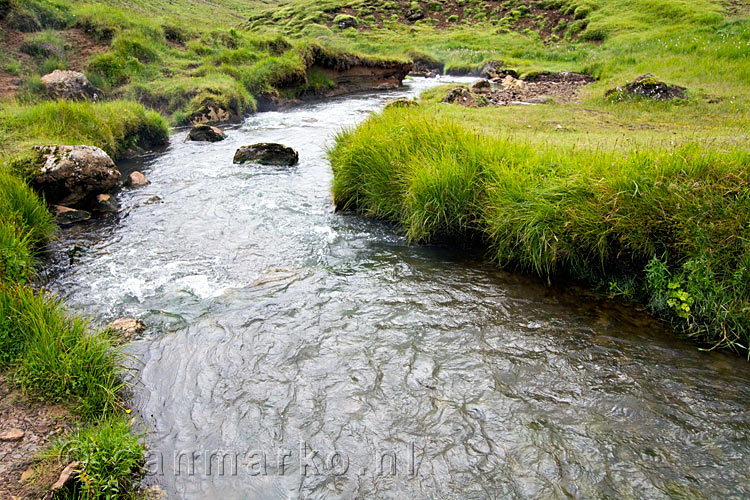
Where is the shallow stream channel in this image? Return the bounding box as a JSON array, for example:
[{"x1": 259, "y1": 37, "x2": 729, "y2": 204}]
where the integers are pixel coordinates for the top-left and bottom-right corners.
[{"x1": 46, "y1": 77, "x2": 750, "y2": 499}]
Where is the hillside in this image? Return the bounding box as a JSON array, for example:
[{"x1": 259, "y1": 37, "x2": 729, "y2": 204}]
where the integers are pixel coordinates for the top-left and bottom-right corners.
[{"x1": 0, "y1": 0, "x2": 410, "y2": 130}]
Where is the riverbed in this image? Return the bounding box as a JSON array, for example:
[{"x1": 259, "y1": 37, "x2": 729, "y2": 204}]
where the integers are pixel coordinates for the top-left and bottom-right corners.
[{"x1": 46, "y1": 77, "x2": 750, "y2": 499}]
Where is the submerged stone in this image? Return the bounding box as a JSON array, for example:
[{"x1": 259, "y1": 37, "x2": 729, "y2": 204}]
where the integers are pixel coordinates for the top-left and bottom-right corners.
[
  {"x1": 53, "y1": 205, "x2": 91, "y2": 225},
  {"x1": 233, "y1": 143, "x2": 299, "y2": 166},
  {"x1": 94, "y1": 193, "x2": 119, "y2": 213},
  {"x1": 107, "y1": 317, "x2": 146, "y2": 339}
]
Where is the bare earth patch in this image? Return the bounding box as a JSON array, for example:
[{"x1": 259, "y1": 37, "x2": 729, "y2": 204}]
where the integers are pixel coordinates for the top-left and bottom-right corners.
[
  {"x1": 0, "y1": 21, "x2": 107, "y2": 100},
  {"x1": 0, "y1": 71, "x2": 22, "y2": 100},
  {"x1": 444, "y1": 72, "x2": 595, "y2": 108},
  {"x1": 0, "y1": 375, "x2": 73, "y2": 500}
]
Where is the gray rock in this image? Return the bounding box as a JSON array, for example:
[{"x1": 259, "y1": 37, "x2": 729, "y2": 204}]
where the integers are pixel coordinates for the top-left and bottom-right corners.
[
  {"x1": 233, "y1": 143, "x2": 299, "y2": 166},
  {"x1": 479, "y1": 60, "x2": 506, "y2": 79},
  {"x1": 29, "y1": 145, "x2": 120, "y2": 207},
  {"x1": 471, "y1": 80, "x2": 491, "y2": 92},
  {"x1": 0, "y1": 429, "x2": 25, "y2": 441},
  {"x1": 40, "y1": 70, "x2": 102, "y2": 101}
]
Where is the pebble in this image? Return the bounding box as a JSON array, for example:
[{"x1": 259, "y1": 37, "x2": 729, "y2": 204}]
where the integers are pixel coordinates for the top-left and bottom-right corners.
[{"x1": 0, "y1": 429, "x2": 25, "y2": 442}]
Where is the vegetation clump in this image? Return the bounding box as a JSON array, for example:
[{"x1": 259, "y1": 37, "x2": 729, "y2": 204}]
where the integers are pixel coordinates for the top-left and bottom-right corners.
[{"x1": 605, "y1": 74, "x2": 687, "y2": 101}]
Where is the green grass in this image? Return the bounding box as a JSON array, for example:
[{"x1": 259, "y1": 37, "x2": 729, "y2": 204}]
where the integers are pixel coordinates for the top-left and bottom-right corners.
[
  {"x1": 47, "y1": 417, "x2": 145, "y2": 500},
  {"x1": 0, "y1": 100, "x2": 168, "y2": 159},
  {"x1": 0, "y1": 171, "x2": 54, "y2": 284},
  {"x1": 1, "y1": 285, "x2": 124, "y2": 418},
  {"x1": 330, "y1": 108, "x2": 750, "y2": 355}
]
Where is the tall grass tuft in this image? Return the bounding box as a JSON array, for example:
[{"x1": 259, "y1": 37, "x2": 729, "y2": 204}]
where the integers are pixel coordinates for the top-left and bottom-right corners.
[
  {"x1": 2, "y1": 285, "x2": 124, "y2": 418},
  {"x1": 48, "y1": 417, "x2": 145, "y2": 500}
]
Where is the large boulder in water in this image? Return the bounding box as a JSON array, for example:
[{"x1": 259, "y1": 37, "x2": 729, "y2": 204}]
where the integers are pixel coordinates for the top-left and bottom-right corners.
[
  {"x1": 233, "y1": 143, "x2": 299, "y2": 166},
  {"x1": 40, "y1": 70, "x2": 103, "y2": 101},
  {"x1": 29, "y1": 145, "x2": 120, "y2": 207},
  {"x1": 186, "y1": 124, "x2": 226, "y2": 142},
  {"x1": 606, "y1": 74, "x2": 686, "y2": 101}
]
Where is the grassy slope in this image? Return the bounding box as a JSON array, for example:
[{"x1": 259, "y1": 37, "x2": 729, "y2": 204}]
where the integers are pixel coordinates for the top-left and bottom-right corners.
[{"x1": 327, "y1": 0, "x2": 750, "y2": 354}]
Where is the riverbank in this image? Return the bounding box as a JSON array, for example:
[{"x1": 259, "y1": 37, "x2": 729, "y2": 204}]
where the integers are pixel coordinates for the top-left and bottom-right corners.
[
  {"x1": 329, "y1": 102, "x2": 750, "y2": 355},
  {"x1": 0, "y1": 0, "x2": 411, "y2": 124},
  {"x1": 0, "y1": 100, "x2": 168, "y2": 498}
]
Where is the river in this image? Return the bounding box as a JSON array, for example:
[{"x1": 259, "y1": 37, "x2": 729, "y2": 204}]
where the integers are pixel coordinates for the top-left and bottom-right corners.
[{"x1": 46, "y1": 77, "x2": 750, "y2": 499}]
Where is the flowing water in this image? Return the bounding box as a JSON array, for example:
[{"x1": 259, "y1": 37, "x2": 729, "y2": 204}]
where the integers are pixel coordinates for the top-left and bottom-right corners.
[{"x1": 46, "y1": 78, "x2": 750, "y2": 499}]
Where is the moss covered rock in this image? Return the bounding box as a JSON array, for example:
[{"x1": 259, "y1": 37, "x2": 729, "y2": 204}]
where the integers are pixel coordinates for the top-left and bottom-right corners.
[
  {"x1": 233, "y1": 143, "x2": 299, "y2": 166},
  {"x1": 442, "y1": 87, "x2": 476, "y2": 106},
  {"x1": 606, "y1": 74, "x2": 687, "y2": 101},
  {"x1": 384, "y1": 98, "x2": 418, "y2": 110},
  {"x1": 334, "y1": 14, "x2": 358, "y2": 29},
  {"x1": 29, "y1": 145, "x2": 121, "y2": 207},
  {"x1": 405, "y1": 3, "x2": 424, "y2": 22}
]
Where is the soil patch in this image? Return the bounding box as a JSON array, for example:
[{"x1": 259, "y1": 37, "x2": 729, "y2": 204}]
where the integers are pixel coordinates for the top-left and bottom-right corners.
[
  {"x1": 0, "y1": 374, "x2": 73, "y2": 500},
  {"x1": 0, "y1": 71, "x2": 22, "y2": 100},
  {"x1": 60, "y1": 29, "x2": 108, "y2": 71}
]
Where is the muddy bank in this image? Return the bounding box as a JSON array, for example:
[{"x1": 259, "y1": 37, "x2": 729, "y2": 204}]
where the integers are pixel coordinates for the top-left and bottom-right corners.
[
  {"x1": 0, "y1": 375, "x2": 73, "y2": 499},
  {"x1": 257, "y1": 50, "x2": 412, "y2": 111}
]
